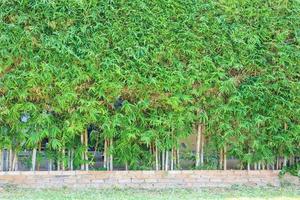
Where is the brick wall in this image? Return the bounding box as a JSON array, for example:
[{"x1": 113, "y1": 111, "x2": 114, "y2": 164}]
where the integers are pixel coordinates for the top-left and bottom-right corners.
[{"x1": 0, "y1": 170, "x2": 296, "y2": 189}]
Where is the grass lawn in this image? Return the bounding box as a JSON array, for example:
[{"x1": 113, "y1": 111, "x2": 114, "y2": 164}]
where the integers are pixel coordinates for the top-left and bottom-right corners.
[{"x1": 0, "y1": 186, "x2": 299, "y2": 200}]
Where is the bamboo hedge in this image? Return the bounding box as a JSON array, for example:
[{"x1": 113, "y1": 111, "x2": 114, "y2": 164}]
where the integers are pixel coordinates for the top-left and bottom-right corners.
[{"x1": 0, "y1": 0, "x2": 299, "y2": 171}]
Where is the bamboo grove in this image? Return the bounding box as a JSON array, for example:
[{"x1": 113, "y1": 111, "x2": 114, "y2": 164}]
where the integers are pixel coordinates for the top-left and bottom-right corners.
[{"x1": 0, "y1": 0, "x2": 299, "y2": 171}]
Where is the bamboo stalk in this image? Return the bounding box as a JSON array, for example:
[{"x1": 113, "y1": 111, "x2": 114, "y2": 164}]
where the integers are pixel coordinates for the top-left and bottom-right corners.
[
  {"x1": 200, "y1": 125, "x2": 204, "y2": 165},
  {"x1": 62, "y1": 148, "x2": 65, "y2": 171},
  {"x1": 155, "y1": 144, "x2": 159, "y2": 171},
  {"x1": 57, "y1": 159, "x2": 60, "y2": 171},
  {"x1": 31, "y1": 148, "x2": 37, "y2": 171},
  {"x1": 0, "y1": 149, "x2": 3, "y2": 171},
  {"x1": 12, "y1": 151, "x2": 18, "y2": 171},
  {"x1": 162, "y1": 150, "x2": 165, "y2": 170},
  {"x1": 219, "y1": 148, "x2": 223, "y2": 170},
  {"x1": 68, "y1": 149, "x2": 71, "y2": 170},
  {"x1": 271, "y1": 163, "x2": 274, "y2": 170},
  {"x1": 247, "y1": 149, "x2": 250, "y2": 171},
  {"x1": 84, "y1": 129, "x2": 89, "y2": 171},
  {"x1": 158, "y1": 147, "x2": 161, "y2": 170},
  {"x1": 9, "y1": 149, "x2": 13, "y2": 171},
  {"x1": 283, "y1": 156, "x2": 287, "y2": 167},
  {"x1": 104, "y1": 139, "x2": 107, "y2": 169},
  {"x1": 10, "y1": 150, "x2": 15, "y2": 171},
  {"x1": 80, "y1": 134, "x2": 84, "y2": 170},
  {"x1": 171, "y1": 148, "x2": 174, "y2": 171},
  {"x1": 157, "y1": 148, "x2": 160, "y2": 170},
  {"x1": 173, "y1": 148, "x2": 177, "y2": 170},
  {"x1": 37, "y1": 142, "x2": 41, "y2": 171},
  {"x1": 70, "y1": 149, "x2": 74, "y2": 171},
  {"x1": 109, "y1": 138, "x2": 113, "y2": 171},
  {"x1": 107, "y1": 139, "x2": 109, "y2": 171},
  {"x1": 49, "y1": 159, "x2": 52, "y2": 171},
  {"x1": 151, "y1": 143, "x2": 154, "y2": 169},
  {"x1": 5, "y1": 150, "x2": 9, "y2": 171},
  {"x1": 177, "y1": 148, "x2": 180, "y2": 169},
  {"x1": 15, "y1": 152, "x2": 18, "y2": 171},
  {"x1": 195, "y1": 124, "x2": 201, "y2": 167},
  {"x1": 223, "y1": 145, "x2": 227, "y2": 170},
  {"x1": 165, "y1": 150, "x2": 169, "y2": 171}
]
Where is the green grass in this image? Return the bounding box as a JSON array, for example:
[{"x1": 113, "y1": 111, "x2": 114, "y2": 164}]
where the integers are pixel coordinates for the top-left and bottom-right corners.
[{"x1": 1, "y1": 186, "x2": 299, "y2": 200}]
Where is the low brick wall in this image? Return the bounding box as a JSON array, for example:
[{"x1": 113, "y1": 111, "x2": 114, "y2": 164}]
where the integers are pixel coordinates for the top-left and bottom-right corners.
[{"x1": 0, "y1": 170, "x2": 289, "y2": 188}]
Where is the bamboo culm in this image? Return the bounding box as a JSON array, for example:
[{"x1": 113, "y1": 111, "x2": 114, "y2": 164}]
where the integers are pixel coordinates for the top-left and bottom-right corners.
[
  {"x1": 0, "y1": 149, "x2": 3, "y2": 171},
  {"x1": 223, "y1": 145, "x2": 227, "y2": 170},
  {"x1": 155, "y1": 144, "x2": 159, "y2": 171},
  {"x1": 195, "y1": 124, "x2": 201, "y2": 168},
  {"x1": 109, "y1": 138, "x2": 113, "y2": 171},
  {"x1": 31, "y1": 148, "x2": 37, "y2": 171}
]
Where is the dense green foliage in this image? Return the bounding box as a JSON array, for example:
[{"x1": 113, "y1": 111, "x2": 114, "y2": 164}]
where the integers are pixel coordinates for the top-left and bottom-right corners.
[
  {"x1": 280, "y1": 163, "x2": 300, "y2": 177},
  {"x1": 0, "y1": 0, "x2": 299, "y2": 170}
]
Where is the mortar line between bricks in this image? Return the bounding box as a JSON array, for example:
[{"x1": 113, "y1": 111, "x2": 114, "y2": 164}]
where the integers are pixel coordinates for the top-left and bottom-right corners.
[{"x1": 0, "y1": 171, "x2": 290, "y2": 188}]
